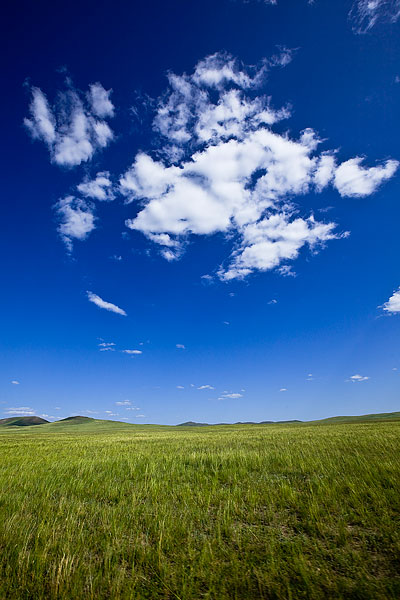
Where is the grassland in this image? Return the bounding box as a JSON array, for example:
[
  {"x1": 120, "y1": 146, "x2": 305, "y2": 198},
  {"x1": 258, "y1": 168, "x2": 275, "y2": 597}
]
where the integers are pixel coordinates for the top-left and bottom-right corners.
[{"x1": 0, "y1": 419, "x2": 399, "y2": 599}]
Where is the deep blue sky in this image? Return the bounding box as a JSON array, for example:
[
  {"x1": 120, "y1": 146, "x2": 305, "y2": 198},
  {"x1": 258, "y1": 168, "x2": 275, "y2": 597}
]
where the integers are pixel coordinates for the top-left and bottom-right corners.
[{"x1": 1, "y1": 0, "x2": 400, "y2": 424}]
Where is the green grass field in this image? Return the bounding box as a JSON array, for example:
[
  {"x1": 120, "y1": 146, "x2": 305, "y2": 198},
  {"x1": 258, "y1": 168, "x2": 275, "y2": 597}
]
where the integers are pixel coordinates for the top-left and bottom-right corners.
[{"x1": 0, "y1": 418, "x2": 399, "y2": 599}]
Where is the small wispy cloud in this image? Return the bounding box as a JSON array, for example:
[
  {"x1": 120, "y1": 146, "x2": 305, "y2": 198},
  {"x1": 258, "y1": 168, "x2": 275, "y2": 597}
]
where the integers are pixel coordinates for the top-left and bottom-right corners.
[
  {"x1": 11, "y1": 380, "x2": 20, "y2": 385},
  {"x1": 4, "y1": 406, "x2": 35, "y2": 415},
  {"x1": 349, "y1": 0, "x2": 400, "y2": 34},
  {"x1": 176, "y1": 344, "x2": 185, "y2": 349},
  {"x1": 197, "y1": 384, "x2": 215, "y2": 390},
  {"x1": 348, "y1": 374, "x2": 370, "y2": 382},
  {"x1": 122, "y1": 349, "x2": 142, "y2": 355},
  {"x1": 279, "y1": 388, "x2": 287, "y2": 392},
  {"x1": 98, "y1": 342, "x2": 116, "y2": 352},
  {"x1": 218, "y1": 392, "x2": 243, "y2": 399},
  {"x1": 115, "y1": 400, "x2": 131, "y2": 406},
  {"x1": 87, "y1": 291, "x2": 127, "y2": 316},
  {"x1": 382, "y1": 287, "x2": 400, "y2": 314},
  {"x1": 176, "y1": 385, "x2": 184, "y2": 389}
]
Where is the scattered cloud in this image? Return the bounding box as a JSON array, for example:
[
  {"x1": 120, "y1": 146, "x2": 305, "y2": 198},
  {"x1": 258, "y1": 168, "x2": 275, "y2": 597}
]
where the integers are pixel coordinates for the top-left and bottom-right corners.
[
  {"x1": 176, "y1": 344, "x2": 185, "y2": 349},
  {"x1": 349, "y1": 0, "x2": 400, "y2": 34},
  {"x1": 279, "y1": 388, "x2": 287, "y2": 392},
  {"x1": 11, "y1": 380, "x2": 20, "y2": 385},
  {"x1": 87, "y1": 291, "x2": 127, "y2": 316},
  {"x1": 197, "y1": 384, "x2": 215, "y2": 390},
  {"x1": 55, "y1": 196, "x2": 96, "y2": 251},
  {"x1": 348, "y1": 374, "x2": 370, "y2": 382},
  {"x1": 126, "y1": 407, "x2": 141, "y2": 411},
  {"x1": 77, "y1": 171, "x2": 115, "y2": 201},
  {"x1": 24, "y1": 82, "x2": 114, "y2": 167},
  {"x1": 122, "y1": 349, "x2": 142, "y2": 355},
  {"x1": 4, "y1": 406, "x2": 35, "y2": 415},
  {"x1": 176, "y1": 385, "x2": 184, "y2": 389},
  {"x1": 382, "y1": 287, "x2": 400, "y2": 313},
  {"x1": 116, "y1": 400, "x2": 131, "y2": 406},
  {"x1": 84, "y1": 410, "x2": 99, "y2": 414},
  {"x1": 119, "y1": 52, "x2": 396, "y2": 281}
]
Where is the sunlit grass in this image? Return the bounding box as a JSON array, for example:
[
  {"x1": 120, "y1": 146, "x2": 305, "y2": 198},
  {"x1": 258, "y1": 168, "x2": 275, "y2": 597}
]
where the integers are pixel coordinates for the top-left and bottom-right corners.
[{"x1": 0, "y1": 421, "x2": 399, "y2": 598}]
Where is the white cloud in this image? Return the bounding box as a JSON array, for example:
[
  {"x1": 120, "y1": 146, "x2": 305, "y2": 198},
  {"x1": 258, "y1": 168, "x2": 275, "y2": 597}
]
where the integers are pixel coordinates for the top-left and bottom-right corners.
[
  {"x1": 382, "y1": 287, "x2": 400, "y2": 313},
  {"x1": 197, "y1": 385, "x2": 215, "y2": 390},
  {"x1": 176, "y1": 385, "x2": 184, "y2": 389},
  {"x1": 77, "y1": 171, "x2": 115, "y2": 201},
  {"x1": 176, "y1": 344, "x2": 185, "y2": 349},
  {"x1": 126, "y1": 407, "x2": 140, "y2": 411},
  {"x1": 24, "y1": 83, "x2": 114, "y2": 167},
  {"x1": 349, "y1": 0, "x2": 400, "y2": 33},
  {"x1": 279, "y1": 388, "x2": 287, "y2": 392},
  {"x1": 334, "y1": 158, "x2": 398, "y2": 197},
  {"x1": 120, "y1": 52, "x2": 395, "y2": 280},
  {"x1": 116, "y1": 400, "x2": 131, "y2": 406},
  {"x1": 87, "y1": 291, "x2": 127, "y2": 316},
  {"x1": 4, "y1": 407, "x2": 35, "y2": 415},
  {"x1": 88, "y1": 83, "x2": 115, "y2": 118},
  {"x1": 219, "y1": 392, "x2": 243, "y2": 399},
  {"x1": 348, "y1": 374, "x2": 370, "y2": 382},
  {"x1": 11, "y1": 380, "x2": 20, "y2": 385},
  {"x1": 55, "y1": 196, "x2": 96, "y2": 251},
  {"x1": 122, "y1": 349, "x2": 142, "y2": 355}
]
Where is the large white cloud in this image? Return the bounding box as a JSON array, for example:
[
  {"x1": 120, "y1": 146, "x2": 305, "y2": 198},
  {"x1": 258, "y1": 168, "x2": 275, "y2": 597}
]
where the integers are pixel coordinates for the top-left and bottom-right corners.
[
  {"x1": 119, "y1": 52, "x2": 397, "y2": 280},
  {"x1": 24, "y1": 83, "x2": 114, "y2": 167}
]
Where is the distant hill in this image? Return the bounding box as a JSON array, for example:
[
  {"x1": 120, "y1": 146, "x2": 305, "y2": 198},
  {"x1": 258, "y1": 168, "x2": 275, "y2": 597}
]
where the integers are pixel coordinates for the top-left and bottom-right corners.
[
  {"x1": 312, "y1": 411, "x2": 400, "y2": 424},
  {"x1": 0, "y1": 412, "x2": 398, "y2": 431},
  {"x1": 0, "y1": 416, "x2": 49, "y2": 427},
  {"x1": 57, "y1": 416, "x2": 95, "y2": 424},
  {"x1": 178, "y1": 420, "x2": 304, "y2": 426}
]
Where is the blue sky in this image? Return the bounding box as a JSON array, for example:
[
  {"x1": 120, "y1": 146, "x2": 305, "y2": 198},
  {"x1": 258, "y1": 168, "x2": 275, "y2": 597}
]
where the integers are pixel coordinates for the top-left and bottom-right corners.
[{"x1": 1, "y1": 0, "x2": 400, "y2": 424}]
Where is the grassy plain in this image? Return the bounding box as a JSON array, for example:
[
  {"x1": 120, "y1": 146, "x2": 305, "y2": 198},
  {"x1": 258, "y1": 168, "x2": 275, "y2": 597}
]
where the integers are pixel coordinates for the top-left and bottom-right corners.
[{"x1": 0, "y1": 419, "x2": 399, "y2": 599}]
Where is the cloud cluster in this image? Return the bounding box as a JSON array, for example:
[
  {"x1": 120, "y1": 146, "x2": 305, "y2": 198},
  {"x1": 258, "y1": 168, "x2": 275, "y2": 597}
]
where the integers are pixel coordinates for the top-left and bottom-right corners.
[
  {"x1": 87, "y1": 291, "x2": 127, "y2": 316},
  {"x1": 120, "y1": 52, "x2": 397, "y2": 280},
  {"x1": 24, "y1": 83, "x2": 114, "y2": 167},
  {"x1": 349, "y1": 0, "x2": 400, "y2": 33},
  {"x1": 383, "y1": 287, "x2": 400, "y2": 313}
]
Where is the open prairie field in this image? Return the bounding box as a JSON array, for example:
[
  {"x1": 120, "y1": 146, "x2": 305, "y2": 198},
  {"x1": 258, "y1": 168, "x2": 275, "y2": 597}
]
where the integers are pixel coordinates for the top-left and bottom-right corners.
[{"x1": 0, "y1": 419, "x2": 399, "y2": 599}]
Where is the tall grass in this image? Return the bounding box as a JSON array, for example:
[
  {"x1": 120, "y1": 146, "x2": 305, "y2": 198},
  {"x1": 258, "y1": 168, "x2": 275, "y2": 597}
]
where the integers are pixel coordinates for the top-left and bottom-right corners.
[{"x1": 0, "y1": 421, "x2": 399, "y2": 599}]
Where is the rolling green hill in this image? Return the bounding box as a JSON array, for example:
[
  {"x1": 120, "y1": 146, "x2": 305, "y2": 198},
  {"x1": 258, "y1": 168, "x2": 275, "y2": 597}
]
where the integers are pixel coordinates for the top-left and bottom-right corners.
[{"x1": 0, "y1": 416, "x2": 49, "y2": 427}]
